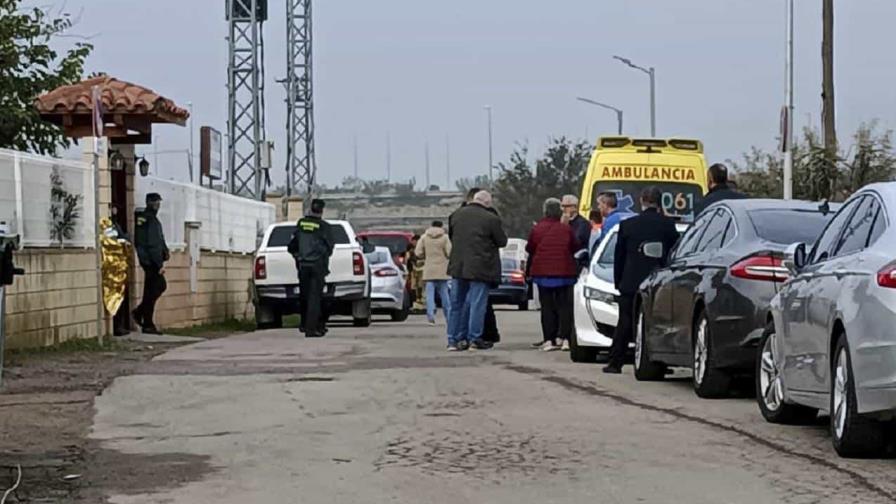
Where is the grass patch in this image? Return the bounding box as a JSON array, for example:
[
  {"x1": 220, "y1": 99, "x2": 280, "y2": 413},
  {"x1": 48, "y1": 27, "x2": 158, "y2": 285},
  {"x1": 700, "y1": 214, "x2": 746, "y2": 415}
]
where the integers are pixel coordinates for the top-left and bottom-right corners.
[
  {"x1": 165, "y1": 318, "x2": 257, "y2": 338},
  {"x1": 5, "y1": 336, "x2": 122, "y2": 358}
]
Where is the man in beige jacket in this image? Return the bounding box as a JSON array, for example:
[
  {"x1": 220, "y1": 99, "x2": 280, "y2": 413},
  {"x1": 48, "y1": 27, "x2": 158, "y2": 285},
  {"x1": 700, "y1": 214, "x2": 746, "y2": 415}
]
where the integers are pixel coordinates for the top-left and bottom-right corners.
[{"x1": 415, "y1": 220, "x2": 452, "y2": 325}]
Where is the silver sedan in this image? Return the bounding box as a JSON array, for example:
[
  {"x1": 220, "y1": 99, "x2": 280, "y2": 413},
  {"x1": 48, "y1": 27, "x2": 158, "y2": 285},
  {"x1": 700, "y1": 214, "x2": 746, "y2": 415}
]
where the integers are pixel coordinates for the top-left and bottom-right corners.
[{"x1": 757, "y1": 182, "x2": 896, "y2": 457}]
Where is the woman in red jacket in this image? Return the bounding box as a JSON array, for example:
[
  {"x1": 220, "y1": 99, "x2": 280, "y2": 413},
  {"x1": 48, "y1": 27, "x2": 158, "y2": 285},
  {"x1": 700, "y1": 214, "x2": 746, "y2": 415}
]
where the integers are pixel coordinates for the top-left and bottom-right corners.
[{"x1": 526, "y1": 197, "x2": 581, "y2": 351}]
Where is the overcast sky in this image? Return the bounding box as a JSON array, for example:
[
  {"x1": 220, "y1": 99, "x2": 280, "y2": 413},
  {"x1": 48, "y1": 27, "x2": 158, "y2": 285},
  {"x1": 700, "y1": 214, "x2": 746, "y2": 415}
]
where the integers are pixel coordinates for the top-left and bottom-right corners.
[{"x1": 45, "y1": 0, "x2": 896, "y2": 189}]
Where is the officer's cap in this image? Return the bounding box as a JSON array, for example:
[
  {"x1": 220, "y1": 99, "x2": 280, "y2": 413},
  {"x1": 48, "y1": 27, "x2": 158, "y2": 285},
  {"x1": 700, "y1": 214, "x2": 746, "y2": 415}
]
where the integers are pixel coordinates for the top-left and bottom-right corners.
[
  {"x1": 146, "y1": 193, "x2": 163, "y2": 203},
  {"x1": 310, "y1": 198, "x2": 326, "y2": 213}
]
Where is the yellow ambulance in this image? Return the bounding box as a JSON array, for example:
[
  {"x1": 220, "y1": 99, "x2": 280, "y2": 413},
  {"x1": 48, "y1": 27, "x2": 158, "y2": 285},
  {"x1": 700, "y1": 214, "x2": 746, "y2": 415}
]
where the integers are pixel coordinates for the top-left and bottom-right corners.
[{"x1": 579, "y1": 137, "x2": 708, "y2": 220}]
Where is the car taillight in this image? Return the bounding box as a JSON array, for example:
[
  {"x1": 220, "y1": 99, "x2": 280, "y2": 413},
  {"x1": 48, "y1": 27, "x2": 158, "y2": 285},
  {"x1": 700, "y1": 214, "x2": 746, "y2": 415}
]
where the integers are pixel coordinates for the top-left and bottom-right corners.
[
  {"x1": 730, "y1": 253, "x2": 788, "y2": 282},
  {"x1": 353, "y1": 252, "x2": 364, "y2": 276},
  {"x1": 878, "y1": 262, "x2": 896, "y2": 288},
  {"x1": 509, "y1": 270, "x2": 526, "y2": 284},
  {"x1": 254, "y1": 256, "x2": 267, "y2": 280},
  {"x1": 374, "y1": 268, "x2": 398, "y2": 277}
]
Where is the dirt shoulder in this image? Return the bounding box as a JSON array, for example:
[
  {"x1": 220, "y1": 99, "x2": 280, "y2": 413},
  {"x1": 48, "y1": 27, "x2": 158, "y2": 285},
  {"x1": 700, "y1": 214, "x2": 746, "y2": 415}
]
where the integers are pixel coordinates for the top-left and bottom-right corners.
[{"x1": 0, "y1": 339, "x2": 179, "y2": 502}]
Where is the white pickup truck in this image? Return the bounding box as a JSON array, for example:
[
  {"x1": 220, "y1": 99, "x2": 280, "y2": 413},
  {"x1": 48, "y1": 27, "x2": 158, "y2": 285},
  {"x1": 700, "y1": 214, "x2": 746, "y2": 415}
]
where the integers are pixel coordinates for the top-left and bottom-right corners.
[{"x1": 252, "y1": 220, "x2": 372, "y2": 329}]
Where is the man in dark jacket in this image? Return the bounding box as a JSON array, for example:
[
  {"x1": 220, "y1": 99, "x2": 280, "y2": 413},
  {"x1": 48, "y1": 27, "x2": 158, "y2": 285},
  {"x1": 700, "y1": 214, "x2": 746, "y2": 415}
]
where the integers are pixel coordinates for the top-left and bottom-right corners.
[
  {"x1": 446, "y1": 190, "x2": 508, "y2": 351},
  {"x1": 605, "y1": 187, "x2": 679, "y2": 374},
  {"x1": 694, "y1": 163, "x2": 747, "y2": 216},
  {"x1": 133, "y1": 193, "x2": 169, "y2": 334},
  {"x1": 288, "y1": 198, "x2": 334, "y2": 338},
  {"x1": 561, "y1": 194, "x2": 591, "y2": 252}
]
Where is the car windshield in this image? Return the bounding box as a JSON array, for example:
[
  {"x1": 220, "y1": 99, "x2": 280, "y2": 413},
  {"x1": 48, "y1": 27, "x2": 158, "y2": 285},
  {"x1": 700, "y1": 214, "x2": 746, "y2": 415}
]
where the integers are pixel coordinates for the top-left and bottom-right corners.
[
  {"x1": 502, "y1": 258, "x2": 519, "y2": 271},
  {"x1": 267, "y1": 224, "x2": 350, "y2": 247},
  {"x1": 748, "y1": 209, "x2": 833, "y2": 245},
  {"x1": 366, "y1": 249, "x2": 392, "y2": 265},
  {"x1": 593, "y1": 181, "x2": 703, "y2": 220},
  {"x1": 364, "y1": 235, "x2": 409, "y2": 255},
  {"x1": 591, "y1": 232, "x2": 618, "y2": 283}
]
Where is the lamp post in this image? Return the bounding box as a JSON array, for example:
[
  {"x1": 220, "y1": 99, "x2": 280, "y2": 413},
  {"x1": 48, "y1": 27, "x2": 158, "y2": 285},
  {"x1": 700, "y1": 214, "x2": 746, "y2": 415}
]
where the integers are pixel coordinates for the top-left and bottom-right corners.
[
  {"x1": 576, "y1": 97, "x2": 624, "y2": 135},
  {"x1": 613, "y1": 55, "x2": 656, "y2": 137},
  {"x1": 783, "y1": 0, "x2": 795, "y2": 200},
  {"x1": 484, "y1": 105, "x2": 494, "y2": 182}
]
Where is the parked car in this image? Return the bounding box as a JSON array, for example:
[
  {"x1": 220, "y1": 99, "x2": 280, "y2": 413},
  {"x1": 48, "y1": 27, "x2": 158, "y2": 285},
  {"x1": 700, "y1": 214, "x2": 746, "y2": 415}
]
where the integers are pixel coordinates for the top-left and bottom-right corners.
[
  {"x1": 357, "y1": 231, "x2": 415, "y2": 265},
  {"x1": 571, "y1": 223, "x2": 688, "y2": 363},
  {"x1": 366, "y1": 246, "x2": 410, "y2": 321},
  {"x1": 757, "y1": 184, "x2": 896, "y2": 457},
  {"x1": 634, "y1": 199, "x2": 837, "y2": 398},
  {"x1": 253, "y1": 220, "x2": 372, "y2": 329},
  {"x1": 489, "y1": 257, "x2": 529, "y2": 310}
]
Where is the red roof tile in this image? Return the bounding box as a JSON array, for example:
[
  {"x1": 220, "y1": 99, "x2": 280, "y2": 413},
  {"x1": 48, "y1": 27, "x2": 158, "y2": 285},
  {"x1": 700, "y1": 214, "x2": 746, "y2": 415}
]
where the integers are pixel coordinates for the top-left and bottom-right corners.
[{"x1": 34, "y1": 75, "x2": 189, "y2": 125}]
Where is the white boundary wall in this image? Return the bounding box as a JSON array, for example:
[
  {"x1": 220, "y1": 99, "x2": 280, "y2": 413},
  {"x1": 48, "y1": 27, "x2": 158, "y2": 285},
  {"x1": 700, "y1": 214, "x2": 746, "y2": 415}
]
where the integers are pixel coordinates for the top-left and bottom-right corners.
[
  {"x1": 136, "y1": 176, "x2": 275, "y2": 253},
  {"x1": 0, "y1": 149, "x2": 95, "y2": 248}
]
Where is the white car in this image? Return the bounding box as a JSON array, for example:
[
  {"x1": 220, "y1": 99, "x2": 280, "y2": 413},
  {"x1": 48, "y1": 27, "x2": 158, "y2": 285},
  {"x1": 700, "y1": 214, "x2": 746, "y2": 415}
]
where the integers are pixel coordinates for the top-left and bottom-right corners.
[
  {"x1": 253, "y1": 220, "x2": 372, "y2": 329},
  {"x1": 571, "y1": 223, "x2": 689, "y2": 363},
  {"x1": 571, "y1": 227, "x2": 620, "y2": 362},
  {"x1": 366, "y1": 246, "x2": 410, "y2": 321}
]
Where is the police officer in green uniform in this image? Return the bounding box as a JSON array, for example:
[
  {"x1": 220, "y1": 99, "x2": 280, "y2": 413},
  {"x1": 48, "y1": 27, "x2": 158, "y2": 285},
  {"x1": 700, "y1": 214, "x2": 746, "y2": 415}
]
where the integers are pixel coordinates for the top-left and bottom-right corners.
[
  {"x1": 133, "y1": 193, "x2": 169, "y2": 334},
  {"x1": 288, "y1": 199, "x2": 334, "y2": 338}
]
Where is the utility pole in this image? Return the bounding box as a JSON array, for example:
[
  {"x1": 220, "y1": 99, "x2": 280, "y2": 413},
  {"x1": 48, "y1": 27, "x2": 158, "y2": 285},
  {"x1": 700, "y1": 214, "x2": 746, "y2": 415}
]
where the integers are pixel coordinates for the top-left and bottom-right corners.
[
  {"x1": 385, "y1": 132, "x2": 391, "y2": 181},
  {"x1": 424, "y1": 141, "x2": 430, "y2": 190},
  {"x1": 822, "y1": 0, "x2": 837, "y2": 166},
  {"x1": 485, "y1": 105, "x2": 494, "y2": 182},
  {"x1": 353, "y1": 134, "x2": 359, "y2": 178},
  {"x1": 445, "y1": 134, "x2": 451, "y2": 189},
  {"x1": 285, "y1": 0, "x2": 315, "y2": 198},
  {"x1": 188, "y1": 101, "x2": 194, "y2": 183},
  {"x1": 783, "y1": 0, "x2": 795, "y2": 200}
]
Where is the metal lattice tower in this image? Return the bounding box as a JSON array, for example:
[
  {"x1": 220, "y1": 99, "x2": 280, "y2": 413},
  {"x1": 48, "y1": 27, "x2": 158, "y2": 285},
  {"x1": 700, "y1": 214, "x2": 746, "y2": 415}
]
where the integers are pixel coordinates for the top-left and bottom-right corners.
[
  {"x1": 285, "y1": 0, "x2": 316, "y2": 197},
  {"x1": 227, "y1": 0, "x2": 266, "y2": 199}
]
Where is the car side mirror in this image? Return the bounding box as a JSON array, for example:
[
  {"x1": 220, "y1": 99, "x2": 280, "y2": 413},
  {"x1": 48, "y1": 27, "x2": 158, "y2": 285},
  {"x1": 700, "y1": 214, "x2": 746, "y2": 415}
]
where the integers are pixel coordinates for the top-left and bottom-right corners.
[
  {"x1": 361, "y1": 241, "x2": 375, "y2": 254},
  {"x1": 642, "y1": 241, "x2": 664, "y2": 259},
  {"x1": 783, "y1": 242, "x2": 807, "y2": 274}
]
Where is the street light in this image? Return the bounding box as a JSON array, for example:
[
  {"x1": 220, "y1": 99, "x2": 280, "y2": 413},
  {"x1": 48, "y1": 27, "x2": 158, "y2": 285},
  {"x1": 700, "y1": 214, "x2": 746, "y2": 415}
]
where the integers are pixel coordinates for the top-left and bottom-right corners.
[
  {"x1": 484, "y1": 105, "x2": 494, "y2": 182},
  {"x1": 577, "y1": 97, "x2": 624, "y2": 135},
  {"x1": 613, "y1": 55, "x2": 656, "y2": 137}
]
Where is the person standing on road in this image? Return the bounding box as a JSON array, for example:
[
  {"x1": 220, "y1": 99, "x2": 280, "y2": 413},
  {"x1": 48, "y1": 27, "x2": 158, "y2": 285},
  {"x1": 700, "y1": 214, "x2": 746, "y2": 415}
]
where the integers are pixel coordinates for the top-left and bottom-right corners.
[
  {"x1": 415, "y1": 220, "x2": 452, "y2": 326},
  {"x1": 446, "y1": 190, "x2": 508, "y2": 351},
  {"x1": 526, "y1": 198, "x2": 580, "y2": 352},
  {"x1": 605, "y1": 187, "x2": 679, "y2": 374},
  {"x1": 132, "y1": 193, "x2": 169, "y2": 335},
  {"x1": 694, "y1": 163, "x2": 747, "y2": 216},
  {"x1": 288, "y1": 198, "x2": 335, "y2": 338},
  {"x1": 591, "y1": 192, "x2": 635, "y2": 256},
  {"x1": 450, "y1": 188, "x2": 502, "y2": 344},
  {"x1": 561, "y1": 194, "x2": 591, "y2": 253}
]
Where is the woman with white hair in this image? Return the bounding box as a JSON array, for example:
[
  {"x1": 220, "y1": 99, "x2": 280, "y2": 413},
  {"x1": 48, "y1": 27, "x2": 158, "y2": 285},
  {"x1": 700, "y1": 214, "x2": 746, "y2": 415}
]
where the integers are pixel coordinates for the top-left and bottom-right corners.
[{"x1": 526, "y1": 197, "x2": 581, "y2": 351}]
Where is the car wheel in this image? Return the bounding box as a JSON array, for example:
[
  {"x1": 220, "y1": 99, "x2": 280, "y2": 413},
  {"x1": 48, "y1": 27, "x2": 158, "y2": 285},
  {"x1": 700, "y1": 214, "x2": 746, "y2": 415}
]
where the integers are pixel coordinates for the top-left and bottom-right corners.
[
  {"x1": 634, "y1": 304, "x2": 666, "y2": 381},
  {"x1": 692, "y1": 310, "x2": 731, "y2": 398},
  {"x1": 353, "y1": 315, "x2": 372, "y2": 327},
  {"x1": 569, "y1": 328, "x2": 599, "y2": 363},
  {"x1": 255, "y1": 304, "x2": 283, "y2": 330},
  {"x1": 830, "y1": 335, "x2": 885, "y2": 458},
  {"x1": 755, "y1": 322, "x2": 818, "y2": 424},
  {"x1": 390, "y1": 306, "x2": 409, "y2": 322}
]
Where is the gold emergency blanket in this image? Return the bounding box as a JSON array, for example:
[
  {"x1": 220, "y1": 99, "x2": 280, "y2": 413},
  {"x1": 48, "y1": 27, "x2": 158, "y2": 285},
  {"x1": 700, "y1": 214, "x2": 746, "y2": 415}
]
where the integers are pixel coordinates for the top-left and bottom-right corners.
[{"x1": 100, "y1": 218, "x2": 130, "y2": 315}]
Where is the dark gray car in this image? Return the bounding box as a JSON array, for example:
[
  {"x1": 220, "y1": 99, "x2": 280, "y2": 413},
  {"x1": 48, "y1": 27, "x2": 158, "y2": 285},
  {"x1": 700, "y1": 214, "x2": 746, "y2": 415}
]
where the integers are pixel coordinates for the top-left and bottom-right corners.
[{"x1": 634, "y1": 199, "x2": 837, "y2": 398}]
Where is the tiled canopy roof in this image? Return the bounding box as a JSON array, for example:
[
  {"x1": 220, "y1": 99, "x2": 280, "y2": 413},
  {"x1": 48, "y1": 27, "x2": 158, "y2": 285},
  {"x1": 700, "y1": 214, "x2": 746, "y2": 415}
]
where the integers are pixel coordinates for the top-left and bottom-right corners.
[{"x1": 34, "y1": 75, "x2": 188, "y2": 143}]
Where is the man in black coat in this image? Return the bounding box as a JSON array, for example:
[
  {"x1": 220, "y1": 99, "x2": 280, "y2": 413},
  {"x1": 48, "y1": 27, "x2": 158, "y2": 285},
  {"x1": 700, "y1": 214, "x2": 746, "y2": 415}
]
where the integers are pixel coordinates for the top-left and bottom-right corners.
[
  {"x1": 604, "y1": 187, "x2": 680, "y2": 374},
  {"x1": 133, "y1": 193, "x2": 170, "y2": 335},
  {"x1": 446, "y1": 190, "x2": 508, "y2": 351},
  {"x1": 561, "y1": 194, "x2": 591, "y2": 252},
  {"x1": 694, "y1": 163, "x2": 747, "y2": 216},
  {"x1": 288, "y1": 199, "x2": 335, "y2": 338}
]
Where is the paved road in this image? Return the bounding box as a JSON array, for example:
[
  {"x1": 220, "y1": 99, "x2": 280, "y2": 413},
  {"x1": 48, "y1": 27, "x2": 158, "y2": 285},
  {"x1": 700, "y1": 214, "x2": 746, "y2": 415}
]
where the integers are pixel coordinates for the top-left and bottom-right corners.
[{"x1": 91, "y1": 311, "x2": 896, "y2": 503}]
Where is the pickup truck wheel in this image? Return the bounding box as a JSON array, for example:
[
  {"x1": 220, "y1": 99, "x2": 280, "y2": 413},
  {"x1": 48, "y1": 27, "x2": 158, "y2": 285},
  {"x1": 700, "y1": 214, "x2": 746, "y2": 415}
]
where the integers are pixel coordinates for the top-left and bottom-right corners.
[{"x1": 255, "y1": 304, "x2": 282, "y2": 330}]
